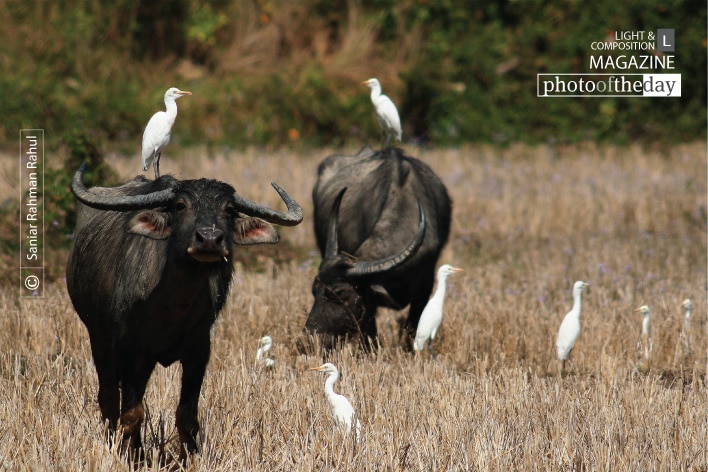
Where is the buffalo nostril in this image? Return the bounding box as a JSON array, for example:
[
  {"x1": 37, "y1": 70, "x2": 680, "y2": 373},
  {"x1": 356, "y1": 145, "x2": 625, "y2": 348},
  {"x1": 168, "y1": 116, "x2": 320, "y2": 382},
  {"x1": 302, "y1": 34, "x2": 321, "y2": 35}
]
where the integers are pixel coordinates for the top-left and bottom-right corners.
[
  {"x1": 195, "y1": 228, "x2": 224, "y2": 246},
  {"x1": 189, "y1": 227, "x2": 227, "y2": 262}
]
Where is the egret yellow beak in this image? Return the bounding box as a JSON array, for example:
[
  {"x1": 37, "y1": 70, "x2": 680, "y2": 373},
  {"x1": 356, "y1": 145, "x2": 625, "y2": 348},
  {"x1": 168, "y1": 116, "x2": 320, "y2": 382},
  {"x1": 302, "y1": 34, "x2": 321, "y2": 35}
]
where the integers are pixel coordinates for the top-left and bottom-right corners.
[{"x1": 178, "y1": 90, "x2": 192, "y2": 96}]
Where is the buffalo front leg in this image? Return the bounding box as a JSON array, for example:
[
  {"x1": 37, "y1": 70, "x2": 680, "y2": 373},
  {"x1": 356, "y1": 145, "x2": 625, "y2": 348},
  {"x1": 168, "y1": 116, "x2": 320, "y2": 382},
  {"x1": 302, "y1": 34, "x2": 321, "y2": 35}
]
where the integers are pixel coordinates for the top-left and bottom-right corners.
[
  {"x1": 118, "y1": 357, "x2": 155, "y2": 458},
  {"x1": 359, "y1": 307, "x2": 380, "y2": 351},
  {"x1": 87, "y1": 331, "x2": 120, "y2": 432},
  {"x1": 97, "y1": 368, "x2": 120, "y2": 433},
  {"x1": 176, "y1": 341, "x2": 210, "y2": 460}
]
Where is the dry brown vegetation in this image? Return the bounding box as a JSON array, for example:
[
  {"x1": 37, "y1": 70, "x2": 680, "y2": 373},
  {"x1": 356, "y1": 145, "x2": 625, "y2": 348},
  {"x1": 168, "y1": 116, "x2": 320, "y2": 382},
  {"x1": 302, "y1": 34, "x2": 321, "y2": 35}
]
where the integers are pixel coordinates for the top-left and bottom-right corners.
[{"x1": 0, "y1": 143, "x2": 706, "y2": 470}]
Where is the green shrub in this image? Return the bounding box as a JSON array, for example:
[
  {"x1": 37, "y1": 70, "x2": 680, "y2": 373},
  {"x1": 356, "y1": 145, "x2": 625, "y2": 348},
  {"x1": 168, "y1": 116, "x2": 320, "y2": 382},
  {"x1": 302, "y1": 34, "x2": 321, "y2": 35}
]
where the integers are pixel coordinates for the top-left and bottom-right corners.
[
  {"x1": 0, "y1": 0, "x2": 704, "y2": 148},
  {"x1": 44, "y1": 131, "x2": 118, "y2": 247}
]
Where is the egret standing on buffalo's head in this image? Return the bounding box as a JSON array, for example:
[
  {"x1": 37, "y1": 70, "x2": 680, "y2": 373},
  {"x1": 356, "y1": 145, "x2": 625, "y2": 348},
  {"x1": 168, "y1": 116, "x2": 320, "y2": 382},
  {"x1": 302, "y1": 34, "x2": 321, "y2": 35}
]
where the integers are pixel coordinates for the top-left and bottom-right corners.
[
  {"x1": 305, "y1": 146, "x2": 451, "y2": 351},
  {"x1": 142, "y1": 87, "x2": 191, "y2": 179}
]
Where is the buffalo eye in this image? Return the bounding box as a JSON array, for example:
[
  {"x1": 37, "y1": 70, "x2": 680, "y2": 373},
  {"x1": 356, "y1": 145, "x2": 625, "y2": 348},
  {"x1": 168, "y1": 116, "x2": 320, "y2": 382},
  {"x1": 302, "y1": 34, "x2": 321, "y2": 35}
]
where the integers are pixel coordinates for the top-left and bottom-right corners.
[
  {"x1": 224, "y1": 202, "x2": 238, "y2": 217},
  {"x1": 313, "y1": 278, "x2": 328, "y2": 297},
  {"x1": 324, "y1": 285, "x2": 341, "y2": 301},
  {"x1": 174, "y1": 199, "x2": 187, "y2": 211}
]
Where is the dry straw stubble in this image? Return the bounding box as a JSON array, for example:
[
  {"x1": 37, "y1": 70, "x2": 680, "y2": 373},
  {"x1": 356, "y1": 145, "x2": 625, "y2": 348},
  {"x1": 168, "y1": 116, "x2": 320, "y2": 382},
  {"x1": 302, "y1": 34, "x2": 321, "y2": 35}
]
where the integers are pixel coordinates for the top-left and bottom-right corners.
[{"x1": 0, "y1": 142, "x2": 705, "y2": 470}]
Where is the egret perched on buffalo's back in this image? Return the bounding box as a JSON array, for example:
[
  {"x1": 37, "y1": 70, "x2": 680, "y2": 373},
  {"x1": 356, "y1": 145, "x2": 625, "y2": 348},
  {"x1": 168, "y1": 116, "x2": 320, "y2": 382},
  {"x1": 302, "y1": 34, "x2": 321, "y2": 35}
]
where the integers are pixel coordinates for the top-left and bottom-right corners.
[
  {"x1": 362, "y1": 78, "x2": 402, "y2": 149},
  {"x1": 413, "y1": 264, "x2": 465, "y2": 357},
  {"x1": 141, "y1": 87, "x2": 192, "y2": 179},
  {"x1": 555, "y1": 280, "x2": 590, "y2": 375},
  {"x1": 309, "y1": 363, "x2": 361, "y2": 440},
  {"x1": 256, "y1": 335, "x2": 275, "y2": 368}
]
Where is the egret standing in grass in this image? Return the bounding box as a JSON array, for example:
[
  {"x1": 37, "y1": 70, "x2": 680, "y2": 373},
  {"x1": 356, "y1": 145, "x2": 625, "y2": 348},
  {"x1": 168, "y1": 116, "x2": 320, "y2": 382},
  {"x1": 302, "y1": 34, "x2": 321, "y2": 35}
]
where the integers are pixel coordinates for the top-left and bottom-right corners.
[
  {"x1": 309, "y1": 363, "x2": 361, "y2": 440},
  {"x1": 555, "y1": 280, "x2": 590, "y2": 375},
  {"x1": 256, "y1": 335, "x2": 275, "y2": 368},
  {"x1": 680, "y1": 299, "x2": 692, "y2": 358},
  {"x1": 636, "y1": 305, "x2": 652, "y2": 369},
  {"x1": 681, "y1": 298, "x2": 692, "y2": 337},
  {"x1": 362, "y1": 78, "x2": 402, "y2": 149},
  {"x1": 413, "y1": 264, "x2": 465, "y2": 357},
  {"x1": 141, "y1": 87, "x2": 192, "y2": 179}
]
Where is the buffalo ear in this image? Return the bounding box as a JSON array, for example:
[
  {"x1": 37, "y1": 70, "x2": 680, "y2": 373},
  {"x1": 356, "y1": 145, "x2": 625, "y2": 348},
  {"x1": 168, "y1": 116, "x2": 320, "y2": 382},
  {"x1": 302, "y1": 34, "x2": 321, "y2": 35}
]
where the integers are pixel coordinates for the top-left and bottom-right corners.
[
  {"x1": 128, "y1": 211, "x2": 171, "y2": 239},
  {"x1": 233, "y1": 217, "x2": 280, "y2": 245}
]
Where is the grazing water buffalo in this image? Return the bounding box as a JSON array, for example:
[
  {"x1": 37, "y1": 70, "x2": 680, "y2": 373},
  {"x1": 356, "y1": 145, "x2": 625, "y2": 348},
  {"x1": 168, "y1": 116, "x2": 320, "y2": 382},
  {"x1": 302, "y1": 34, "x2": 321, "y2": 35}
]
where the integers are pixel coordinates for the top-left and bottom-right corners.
[
  {"x1": 66, "y1": 164, "x2": 302, "y2": 460},
  {"x1": 306, "y1": 146, "x2": 451, "y2": 349}
]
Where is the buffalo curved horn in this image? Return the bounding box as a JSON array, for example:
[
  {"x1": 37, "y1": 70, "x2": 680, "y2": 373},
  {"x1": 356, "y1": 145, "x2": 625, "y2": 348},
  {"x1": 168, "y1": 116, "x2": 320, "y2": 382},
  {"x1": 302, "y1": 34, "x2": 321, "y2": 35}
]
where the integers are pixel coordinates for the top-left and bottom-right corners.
[
  {"x1": 346, "y1": 200, "x2": 426, "y2": 277},
  {"x1": 71, "y1": 163, "x2": 176, "y2": 209},
  {"x1": 232, "y1": 182, "x2": 303, "y2": 226},
  {"x1": 324, "y1": 188, "x2": 347, "y2": 259}
]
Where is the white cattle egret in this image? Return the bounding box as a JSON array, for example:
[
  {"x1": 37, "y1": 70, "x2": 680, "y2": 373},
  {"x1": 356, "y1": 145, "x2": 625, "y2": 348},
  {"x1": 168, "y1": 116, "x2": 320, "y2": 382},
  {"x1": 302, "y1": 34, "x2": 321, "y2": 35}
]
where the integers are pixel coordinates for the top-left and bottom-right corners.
[
  {"x1": 141, "y1": 87, "x2": 192, "y2": 179},
  {"x1": 636, "y1": 305, "x2": 652, "y2": 368},
  {"x1": 638, "y1": 305, "x2": 651, "y2": 337},
  {"x1": 256, "y1": 335, "x2": 275, "y2": 368},
  {"x1": 309, "y1": 363, "x2": 361, "y2": 439},
  {"x1": 361, "y1": 78, "x2": 402, "y2": 149},
  {"x1": 555, "y1": 281, "x2": 590, "y2": 375},
  {"x1": 413, "y1": 264, "x2": 465, "y2": 357},
  {"x1": 678, "y1": 298, "x2": 693, "y2": 361},
  {"x1": 682, "y1": 298, "x2": 692, "y2": 335}
]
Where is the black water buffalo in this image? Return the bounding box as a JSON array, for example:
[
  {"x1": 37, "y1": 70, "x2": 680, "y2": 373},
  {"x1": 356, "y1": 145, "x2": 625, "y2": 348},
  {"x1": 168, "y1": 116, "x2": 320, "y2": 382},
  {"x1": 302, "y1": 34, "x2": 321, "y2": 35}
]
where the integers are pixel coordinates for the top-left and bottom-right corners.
[
  {"x1": 306, "y1": 146, "x2": 451, "y2": 349},
  {"x1": 66, "y1": 164, "x2": 302, "y2": 460}
]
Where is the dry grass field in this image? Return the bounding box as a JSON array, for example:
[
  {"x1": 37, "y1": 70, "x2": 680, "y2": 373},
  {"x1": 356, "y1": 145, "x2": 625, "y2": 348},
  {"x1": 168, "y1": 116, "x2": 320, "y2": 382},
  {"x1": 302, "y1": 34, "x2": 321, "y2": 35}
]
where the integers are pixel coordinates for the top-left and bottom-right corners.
[{"x1": 0, "y1": 142, "x2": 706, "y2": 470}]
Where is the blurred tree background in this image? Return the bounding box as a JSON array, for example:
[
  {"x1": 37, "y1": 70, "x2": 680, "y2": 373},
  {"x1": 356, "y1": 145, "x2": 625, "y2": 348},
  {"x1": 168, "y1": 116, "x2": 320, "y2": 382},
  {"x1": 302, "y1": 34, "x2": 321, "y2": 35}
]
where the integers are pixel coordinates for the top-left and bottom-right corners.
[
  {"x1": 0, "y1": 0, "x2": 705, "y2": 281},
  {"x1": 1, "y1": 0, "x2": 705, "y2": 149}
]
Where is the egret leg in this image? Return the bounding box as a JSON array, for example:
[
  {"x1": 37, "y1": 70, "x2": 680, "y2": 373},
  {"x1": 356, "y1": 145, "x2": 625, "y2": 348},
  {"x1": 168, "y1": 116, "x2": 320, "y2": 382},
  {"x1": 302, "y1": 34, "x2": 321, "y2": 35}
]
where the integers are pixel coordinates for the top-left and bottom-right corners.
[
  {"x1": 381, "y1": 131, "x2": 392, "y2": 151},
  {"x1": 153, "y1": 152, "x2": 161, "y2": 179},
  {"x1": 428, "y1": 339, "x2": 435, "y2": 359}
]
